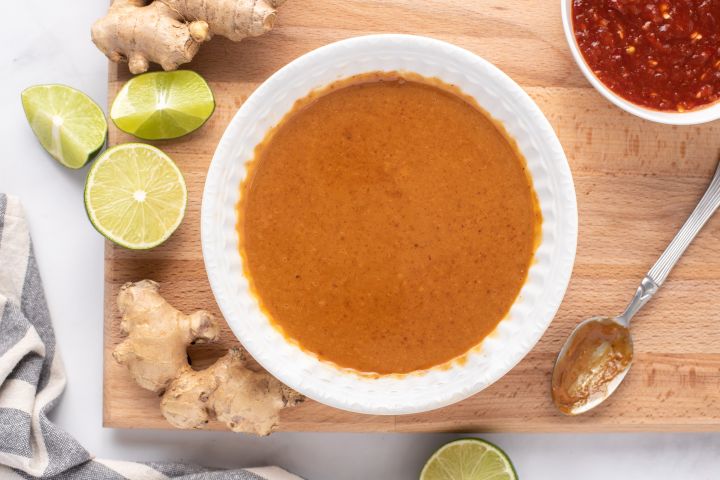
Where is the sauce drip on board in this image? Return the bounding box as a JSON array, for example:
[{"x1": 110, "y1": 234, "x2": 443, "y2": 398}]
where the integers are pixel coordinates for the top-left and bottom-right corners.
[
  {"x1": 239, "y1": 72, "x2": 541, "y2": 374},
  {"x1": 573, "y1": 0, "x2": 720, "y2": 111},
  {"x1": 552, "y1": 317, "x2": 633, "y2": 414}
]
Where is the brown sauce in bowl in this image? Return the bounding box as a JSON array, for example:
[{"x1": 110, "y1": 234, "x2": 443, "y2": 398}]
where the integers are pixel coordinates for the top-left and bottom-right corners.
[{"x1": 239, "y1": 72, "x2": 541, "y2": 374}]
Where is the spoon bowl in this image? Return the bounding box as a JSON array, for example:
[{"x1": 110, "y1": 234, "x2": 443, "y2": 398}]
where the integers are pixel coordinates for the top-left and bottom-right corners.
[{"x1": 552, "y1": 316, "x2": 633, "y2": 415}]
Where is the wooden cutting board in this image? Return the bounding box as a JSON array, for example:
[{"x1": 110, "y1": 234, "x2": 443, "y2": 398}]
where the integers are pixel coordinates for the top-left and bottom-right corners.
[{"x1": 104, "y1": 0, "x2": 720, "y2": 432}]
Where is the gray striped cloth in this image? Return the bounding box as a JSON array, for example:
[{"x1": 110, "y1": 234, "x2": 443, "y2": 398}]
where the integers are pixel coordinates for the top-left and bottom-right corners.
[{"x1": 0, "y1": 194, "x2": 303, "y2": 480}]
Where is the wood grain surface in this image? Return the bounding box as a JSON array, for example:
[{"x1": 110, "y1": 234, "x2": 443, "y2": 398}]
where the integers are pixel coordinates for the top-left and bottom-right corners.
[{"x1": 104, "y1": 0, "x2": 720, "y2": 432}]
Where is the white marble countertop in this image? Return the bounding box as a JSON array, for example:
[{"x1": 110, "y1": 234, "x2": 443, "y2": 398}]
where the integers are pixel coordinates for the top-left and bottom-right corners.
[{"x1": 2, "y1": 2, "x2": 720, "y2": 479}]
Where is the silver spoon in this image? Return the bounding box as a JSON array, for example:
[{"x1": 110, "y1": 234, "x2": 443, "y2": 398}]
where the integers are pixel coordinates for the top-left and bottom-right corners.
[{"x1": 552, "y1": 158, "x2": 720, "y2": 415}]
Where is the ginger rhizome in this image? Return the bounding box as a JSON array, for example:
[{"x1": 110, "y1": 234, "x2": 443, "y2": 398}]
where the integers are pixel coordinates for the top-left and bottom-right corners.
[
  {"x1": 161, "y1": 348, "x2": 304, "y2": 435},
  {"x1": 92, "y1": 0, "x2": 286, "y2": 74},
  {"x1": 114, "y1": 280, "x2": 303, "y2": 435},
  {"x1": 114, "y1": 280, "x2": 219, "y2": 392}
]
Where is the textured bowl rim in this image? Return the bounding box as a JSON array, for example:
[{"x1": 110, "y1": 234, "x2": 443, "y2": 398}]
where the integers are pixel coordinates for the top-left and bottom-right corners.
[
  {"x1": 560, "y1": 0, "x2": 720, "y2": 125},
  {"x1": 201, "y1": 34, "x2": 578, "y2": 414}
]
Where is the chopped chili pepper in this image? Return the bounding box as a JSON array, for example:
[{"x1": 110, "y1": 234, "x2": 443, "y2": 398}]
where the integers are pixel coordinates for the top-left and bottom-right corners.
[{"x1": 573, "y1": 0, "x2": 720, "y2": 111}]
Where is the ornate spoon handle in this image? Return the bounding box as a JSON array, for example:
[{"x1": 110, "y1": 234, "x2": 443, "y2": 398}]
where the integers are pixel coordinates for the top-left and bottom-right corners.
[{"x1": 619, "y1": 160, "x2": 720, "y2": 326}]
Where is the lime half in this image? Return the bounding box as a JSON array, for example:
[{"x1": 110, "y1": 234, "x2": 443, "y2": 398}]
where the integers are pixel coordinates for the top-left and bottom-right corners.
[
  {"x1": 21, "y1": 84, "x2": 107, "y2": 169},
  {"x1": 84, "y1": 143, "x2": 187, "y2": 249},
  {"x1": 420, "y1": 439, "x2": 518, "y2": 480},
  {"x1": 111, "y1": 70, "x2": 215, "y2": 140}
]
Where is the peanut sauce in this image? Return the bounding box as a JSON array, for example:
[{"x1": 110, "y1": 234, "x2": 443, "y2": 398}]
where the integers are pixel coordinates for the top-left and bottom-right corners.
[
  {"x1": 552, "y1": 317, "x2": 633, "y2": 414},
  {"x1": 239, "y1": 72, "x2": 541, "y2": 374}
]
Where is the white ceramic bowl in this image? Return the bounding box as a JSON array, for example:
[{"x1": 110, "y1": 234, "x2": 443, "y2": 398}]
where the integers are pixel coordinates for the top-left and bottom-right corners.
[
  {"x1": 202, "y1": 34, "x2": 578, "y2": 414},
  {"x1": 561, "y1": 0, "x2": 720, "y2": 125}
]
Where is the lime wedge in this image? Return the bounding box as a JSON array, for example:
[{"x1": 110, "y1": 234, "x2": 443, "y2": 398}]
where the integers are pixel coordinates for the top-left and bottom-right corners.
[
  {"x1": 111, "y1": 70, "x2": 215, "y2": 140},
  {"x1": 84, "y1": 143, "x2": 187, "y2": 249},
  {"x1": 21, "y1": 84, "x2": 107, "y2": 169},
  {"x1": 420, "y1": 439, "x2": 518, "y2": 480}
]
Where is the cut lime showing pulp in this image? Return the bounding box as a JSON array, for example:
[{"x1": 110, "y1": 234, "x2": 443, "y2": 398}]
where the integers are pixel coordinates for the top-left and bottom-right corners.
[
  {"x1": 111, "y1": 70, "x2": 215, "y2": 140},
  {"x1": 21, "y1": 84, "x2": 107, "y2": 169},
  {"x1": 420, "y1": 438, "x2": 518, "y2": 480},
  {"x1": 84, "y1": 143, "x2": 187, "y2": 249}
]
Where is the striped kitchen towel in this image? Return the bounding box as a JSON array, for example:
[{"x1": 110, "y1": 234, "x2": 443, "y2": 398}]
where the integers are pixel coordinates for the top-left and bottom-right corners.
[{"x1": 0, "y1": 194, "x2": 303, "y2": 480}]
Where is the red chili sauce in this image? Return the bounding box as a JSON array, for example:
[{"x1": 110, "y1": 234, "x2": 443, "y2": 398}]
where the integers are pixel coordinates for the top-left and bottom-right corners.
[{"x1": 572, "y1": 0, "x2": 720, "y2": 111}]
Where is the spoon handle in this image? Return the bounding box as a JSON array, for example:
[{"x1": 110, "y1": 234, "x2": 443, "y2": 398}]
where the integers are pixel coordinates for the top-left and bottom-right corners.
[
  {"x1": 648, "y1": 160, "x2": 720, "y2": 286},
  {"x1": 620, "y1": 160, "x2": 720, "y2": 325}
]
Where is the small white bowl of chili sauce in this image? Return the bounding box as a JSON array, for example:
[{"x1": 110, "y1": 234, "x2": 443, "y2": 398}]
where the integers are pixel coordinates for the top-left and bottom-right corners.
[{"x1": 561, "y1": 0, "x2": 720, "y2": 125}]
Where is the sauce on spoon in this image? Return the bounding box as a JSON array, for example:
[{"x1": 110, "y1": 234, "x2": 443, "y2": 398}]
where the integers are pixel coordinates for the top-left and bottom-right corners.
[{"x1": 552, "y1": 317, "x2": 633, "y2": 415}]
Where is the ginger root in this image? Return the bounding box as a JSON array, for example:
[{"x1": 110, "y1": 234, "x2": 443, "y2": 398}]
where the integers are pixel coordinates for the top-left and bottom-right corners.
[
  {"x1": 114, "y1": 280, "x2": 303, "y2": 435},
  {"x1": 161, "y1": 348, "x2": 304, "y2": 435},
  {"x1": 114, "y1": 280, "x2": 220, "y2": 392},
  {"x1": 92, "y1": 0, "x2": 286, "y2": 74}
]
